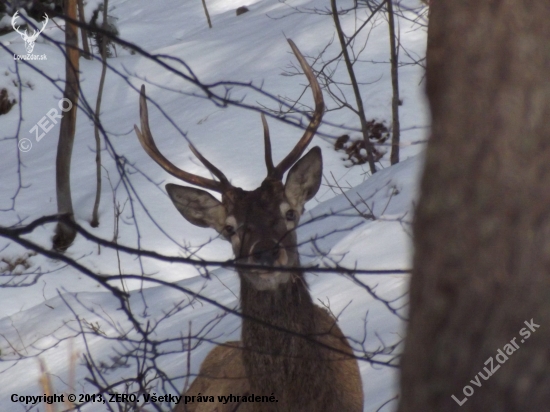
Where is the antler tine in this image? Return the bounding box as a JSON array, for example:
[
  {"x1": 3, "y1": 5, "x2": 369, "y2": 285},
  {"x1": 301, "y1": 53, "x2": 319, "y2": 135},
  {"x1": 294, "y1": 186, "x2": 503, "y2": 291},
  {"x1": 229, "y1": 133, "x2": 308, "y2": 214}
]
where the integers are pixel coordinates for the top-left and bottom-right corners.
[
  {"x1": 38, "y1": 14, "x2": 48, "y2": 35},
  {"x1": 134, "y1": 85, "x2": 227, "y2": 193},
  {"x1": 11, "y1": 11, "x2": 26, "y2": 36},
  {"x1": 188, "y1": 143, "x2": 230, "y2": 187},
  {"x1": 271, "y1": 39, "x2": 325, "y2": 180},
  {"x1": 261, "y1": 113, "x2": 275, "y2": 175}
]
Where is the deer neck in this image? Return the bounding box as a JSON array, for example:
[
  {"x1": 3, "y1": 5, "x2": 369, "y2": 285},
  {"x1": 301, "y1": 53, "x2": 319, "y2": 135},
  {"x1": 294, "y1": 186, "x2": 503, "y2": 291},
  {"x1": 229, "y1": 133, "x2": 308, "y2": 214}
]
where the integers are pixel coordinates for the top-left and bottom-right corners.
[
  {"x1": 239, "y1": 268, "x2": 333, "y2": 406},
  {"x1": 240, "y1": 270, "x2": 315, "y2": 336}
]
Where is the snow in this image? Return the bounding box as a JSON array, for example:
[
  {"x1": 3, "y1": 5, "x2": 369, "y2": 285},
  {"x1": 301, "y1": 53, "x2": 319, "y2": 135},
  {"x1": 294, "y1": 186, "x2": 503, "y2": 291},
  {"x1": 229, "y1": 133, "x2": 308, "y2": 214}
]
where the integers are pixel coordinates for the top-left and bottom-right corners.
[{"x1": 0, "y1": 0, "x2": 428, "y2": 410}]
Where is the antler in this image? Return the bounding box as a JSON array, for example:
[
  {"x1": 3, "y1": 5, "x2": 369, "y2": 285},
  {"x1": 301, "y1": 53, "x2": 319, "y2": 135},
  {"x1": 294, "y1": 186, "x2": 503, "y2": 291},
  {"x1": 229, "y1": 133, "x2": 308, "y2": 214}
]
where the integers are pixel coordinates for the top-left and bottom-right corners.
[
  {"x1": 30, "y1": 14, "x2": 48, "y2": 40},
  {"x1": 135, "y1": 40, "x2": 322, "y2": 191},
  {"x1": 134, "y1": 85, "x2": 230, "y2": 193},
  {"x1": 267, "y1": 39, "x2": 325, "y2": 180},
  {"x1": 11, "y1": 11, "x2": 26, "y2": 37},
  {"x1": 11, "y1": 11, "x2": 48, "y2": 39},
  {"x1": 261, "y1": 113, "x2": 275, "y2": 175}
]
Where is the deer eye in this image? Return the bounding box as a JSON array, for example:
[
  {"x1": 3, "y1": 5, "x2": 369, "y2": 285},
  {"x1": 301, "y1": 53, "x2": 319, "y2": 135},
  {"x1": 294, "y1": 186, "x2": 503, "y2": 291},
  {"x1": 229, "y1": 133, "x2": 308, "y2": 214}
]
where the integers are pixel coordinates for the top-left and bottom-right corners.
[
  {"x1": 224, "y1": 225, "x2": 236, "y2": 236},
  {"x1": 285, "y1": 209, "x2": 296, "y2": 222}
]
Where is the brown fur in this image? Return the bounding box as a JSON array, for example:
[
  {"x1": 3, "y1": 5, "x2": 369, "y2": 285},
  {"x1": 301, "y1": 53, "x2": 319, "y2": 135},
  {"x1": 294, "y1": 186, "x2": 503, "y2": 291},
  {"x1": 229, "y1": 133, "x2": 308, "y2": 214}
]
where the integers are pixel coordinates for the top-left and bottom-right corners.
[
  {"x1": 240, "y1": 289, "x2": 363, "y2": 412},
  {"x1": 177, "y1": 305, "x2": 362, "y2": 412},
  {"x1": 176, "y1": 342, "x2": 249, "y2": 412},
  {"x1": 175, "y1": 177, "x2": 363, "y2": 412}
]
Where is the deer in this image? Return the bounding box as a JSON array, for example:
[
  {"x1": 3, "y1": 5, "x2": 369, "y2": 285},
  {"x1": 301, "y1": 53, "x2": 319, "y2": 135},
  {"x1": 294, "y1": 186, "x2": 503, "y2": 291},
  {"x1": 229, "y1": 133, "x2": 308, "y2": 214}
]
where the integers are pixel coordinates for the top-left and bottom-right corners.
[
  {"x1": 11, "y1": 11, "x2": 49, "y2": 54},
  {"x1": 134, "y1": 39, "x2": 363, "y2": 412}
]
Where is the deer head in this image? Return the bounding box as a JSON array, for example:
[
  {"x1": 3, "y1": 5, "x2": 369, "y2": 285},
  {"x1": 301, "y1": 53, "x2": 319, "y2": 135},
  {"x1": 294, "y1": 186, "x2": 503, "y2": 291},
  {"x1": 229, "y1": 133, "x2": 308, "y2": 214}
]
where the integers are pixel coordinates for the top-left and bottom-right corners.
[
  {"x1": 12, "y1": 11, "x2": 49, "y2": 54},
  {"x1": 134, "y1": 39, "x2": 324, "y2": 291}
]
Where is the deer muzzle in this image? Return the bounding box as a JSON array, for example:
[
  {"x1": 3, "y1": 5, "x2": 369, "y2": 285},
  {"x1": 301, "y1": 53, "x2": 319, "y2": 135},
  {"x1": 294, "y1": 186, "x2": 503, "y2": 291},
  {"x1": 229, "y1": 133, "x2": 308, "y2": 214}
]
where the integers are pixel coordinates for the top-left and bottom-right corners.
[
  {"x1": 249, "y1": 239, "x2": 288, "y2": 267},
  {"x1": 242, "y1": 239, "x2": 291, "y2": 290}
]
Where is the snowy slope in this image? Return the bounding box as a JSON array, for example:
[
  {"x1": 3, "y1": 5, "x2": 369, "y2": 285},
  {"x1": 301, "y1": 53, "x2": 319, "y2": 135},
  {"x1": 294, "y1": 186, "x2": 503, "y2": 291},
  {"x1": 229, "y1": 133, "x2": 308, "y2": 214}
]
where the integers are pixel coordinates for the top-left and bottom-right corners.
[{"x1": 0, "y1": 0, "x2": 428, "y2": 410}]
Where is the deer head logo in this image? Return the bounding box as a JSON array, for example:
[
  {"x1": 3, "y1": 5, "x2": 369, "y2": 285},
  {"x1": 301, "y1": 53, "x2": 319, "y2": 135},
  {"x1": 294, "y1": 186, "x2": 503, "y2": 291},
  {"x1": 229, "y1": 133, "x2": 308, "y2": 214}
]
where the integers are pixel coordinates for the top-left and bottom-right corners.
[{"x1": 12, "y1": 11, "x2": 49, "y2": 54}]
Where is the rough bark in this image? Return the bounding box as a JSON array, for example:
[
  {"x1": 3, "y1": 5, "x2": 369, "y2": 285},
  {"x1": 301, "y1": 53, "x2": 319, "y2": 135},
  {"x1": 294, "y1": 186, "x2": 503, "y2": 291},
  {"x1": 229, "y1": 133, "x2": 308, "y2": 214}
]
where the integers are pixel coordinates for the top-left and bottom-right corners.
[
  {"x1": 53, "y1": 0, "x2": 80, "y2": 251},
  {"x1": 398, "y1": 1, "x2": 550, "y2": 411}
]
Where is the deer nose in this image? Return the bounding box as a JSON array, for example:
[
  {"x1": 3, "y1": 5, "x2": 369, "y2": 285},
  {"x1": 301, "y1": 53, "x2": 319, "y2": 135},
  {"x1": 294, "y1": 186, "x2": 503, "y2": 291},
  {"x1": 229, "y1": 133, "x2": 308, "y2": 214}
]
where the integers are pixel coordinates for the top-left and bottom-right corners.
[{"x1": 250, "y1": 240, "x2": 280, "y2": 266}]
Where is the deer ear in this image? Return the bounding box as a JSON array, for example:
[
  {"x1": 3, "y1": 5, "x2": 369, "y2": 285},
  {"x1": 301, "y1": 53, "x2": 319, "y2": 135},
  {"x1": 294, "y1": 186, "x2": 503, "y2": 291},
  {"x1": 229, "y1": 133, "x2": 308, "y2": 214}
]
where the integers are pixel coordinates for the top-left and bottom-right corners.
[
  {"x1": 166, "y1": 184, "x2": 226, "y2": 232},
  {"x1": 284, "y1": 146, "x2": 322, "y2": 210}
]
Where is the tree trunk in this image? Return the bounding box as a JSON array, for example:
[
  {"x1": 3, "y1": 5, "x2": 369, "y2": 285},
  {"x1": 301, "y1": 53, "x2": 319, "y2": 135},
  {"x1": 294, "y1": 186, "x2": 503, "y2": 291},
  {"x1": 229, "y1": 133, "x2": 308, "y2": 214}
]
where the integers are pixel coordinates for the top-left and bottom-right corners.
[
  {"x1": 77, "y1": 0, "x2": 92, "y2": 59},
  {"x1": 53, "y1": 0, "x2": 80, "y2": 251},
  {"x1": 387, "y1": 0, "x2": 400, "y2": 165},
  {"x1": 91, "y1": 0, "x2": 109, "y2": 228},
  {"x1": 398, "y1": 2, "x2": 550, "y2": 411}
]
